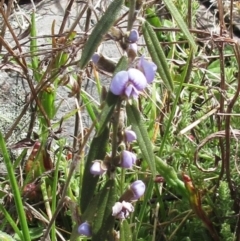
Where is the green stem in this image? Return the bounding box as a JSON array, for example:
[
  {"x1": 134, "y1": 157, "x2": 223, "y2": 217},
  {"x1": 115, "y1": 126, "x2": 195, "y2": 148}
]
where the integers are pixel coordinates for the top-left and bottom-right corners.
[
  {"x1": 51, "y1": 143, "x2": 63, "y2": 241},
  {"x1": 0, "y1": 132, "x2": 31, "y2": 241},
  {"x1": 111, "y1": 100, "x2": 122, "y2": 160}
]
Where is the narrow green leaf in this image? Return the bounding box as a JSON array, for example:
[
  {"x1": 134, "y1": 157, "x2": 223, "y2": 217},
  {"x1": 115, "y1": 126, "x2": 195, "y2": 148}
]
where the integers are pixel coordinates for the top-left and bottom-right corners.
[
  {"x1": 155, "y1": 156, "x2": 187, "y2": 198},
  {"x1": 142, "y1": 21, "x2": 174, "y2": 92},
  {"x1": 97, "y1": 92, "x2": 120, "y2": 136},
  {"x1": 80, "y1": 127, "x2": 110, "y2": 213},
  {"x1": 158, "y1": 50, "x2": 193, "y2": 157},
  {"x1": 0, "y1": 132, "x2": 31, "y2": 241},
  {"x1": 162, "y1": 0, "x2": 197, "y2": 52},
  {"x1": 126, "y1": 103, "x2": 156, "y2": 177},
  {"x1": 0, "y1": 205, "x2": 21, "y2": 239},
  {"x1": 120, "y1": 219, "x2": 132, "y2": 241},
  {"x1": 135, "y1": 179, "x2": 154, "y2": 237},
  {"x1": 146, "y1": 7, "x2": 162, "y2": 40},
  {"x1": 0, "y1": 231, "x2": 17, "y2": 241},
  {"x1": 81, "y1": 91, "x2": 99, "y2": 129},
  {"x1": 79, "y1": 0, "x2": 124, "y2": 69},
  {"x1": 92, "y1": 179, "x2": 116, "y2": 241}
]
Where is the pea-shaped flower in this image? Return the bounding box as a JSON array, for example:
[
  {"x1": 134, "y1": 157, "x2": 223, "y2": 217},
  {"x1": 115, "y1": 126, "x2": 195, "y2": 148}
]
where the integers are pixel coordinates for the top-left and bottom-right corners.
[
  {"x1": 110, "y1": 68, "x2": 147, "y2": 99},
  {"x1": 112, "y1": 201, "x2": 134, "y2": 219},
  {"x1": 121, "y1": 150, "x2": 136, "y2": 168},
  {"x1": 138, "y1": 56, "x2": 157, "y2": 84},
  {"x1": 130, "y1": 180, "x2": 146, "y2": 200},
  {"x1": 90, "y1": 160, "x2": 107, "y2": 176},
  {"x1": 78, "y1": 222, "x2": 92, "y2": 237}
]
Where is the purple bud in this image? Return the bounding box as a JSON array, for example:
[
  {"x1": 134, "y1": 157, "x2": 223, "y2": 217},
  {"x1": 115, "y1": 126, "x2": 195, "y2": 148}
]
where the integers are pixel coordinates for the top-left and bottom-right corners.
[
  {"x1": 112, "y1": 201, "x2": 134, "y2": 219},
  {"x1": 128, "y1": 29, "x2": 139, "y2": 43},
  {"x1": 90, "y1": 161, "x2": 107, "y2": 175},
  {"x1": 121, "y1": 150, "x2": 136, "y2": 168},
  {"x1": 124, "y1": 129, "x2": 137, "y2": 143},
  {"x1": 78, "y1": 222, "x2": 92, "y2": 237},
  {"x1": 91, "y1": 53, "x2": 100, "y2": 64},
  {"x1": 138, "y1": 56, "x2": 157, "y2": 84},
  {"x1": 130, "y1": 180, "x2": 146, "y2": 200},
  {"x1": 110, "y1": 68, "x2": 147, "y2": 99}
]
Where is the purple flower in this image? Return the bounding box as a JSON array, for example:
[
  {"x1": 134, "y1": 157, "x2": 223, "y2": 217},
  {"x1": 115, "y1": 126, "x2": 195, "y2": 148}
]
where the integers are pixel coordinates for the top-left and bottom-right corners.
[
  {"x1": 78, "y1": 222, "x2": 92, "y2": 237},
  {"x1": 112, "y1": 201, "x2": 134, "y2": 219},
  {"x1": 130, "y1": 180, "x2": 146, "y2": 200},
  {"x1": 121, "y1": 150, "x2": 136, "y2": 168},
  {"x1": 110, "y1": 68, "x2": 147, "y2": 98},
  {"x1": 91, "y1": 53, "x2": 100, "y2": 64},
  {"x1": 128, "y1": 29, "x2": 139, "y2": 43},
  {"x1": 124, "y1": 129, "x2": 137, "y2": 143},
  {"x1": 90, "y1": 161, "x2": 107, "y2": 176},
  {"x1": 138, "y1": 56, "x2": 157, "y2": 84}
]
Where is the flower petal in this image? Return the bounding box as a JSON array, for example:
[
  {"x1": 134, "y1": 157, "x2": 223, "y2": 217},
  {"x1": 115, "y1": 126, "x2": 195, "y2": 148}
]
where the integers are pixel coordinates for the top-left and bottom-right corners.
[
  {"x1": 110, "y1": 71, "x2": 129, "y2": 95},
  {"x1": 122, "y1": 201, "x2": 134, "y2": 212},
  {"x1": 130, "y1": 180, "x2": 146, "y2": 200},
  {"x1": 125, "y1": 129, "x2": 137, "y2": 143},
  {"x1": 121, "y1": 150, "x2": 136, "y2": 168},
  {"x1": 124, "y1": 84, "x2": 139, "y2": 99},
  {"x1": 90, "y1": 161, "x2": 107, "y2": 176},
  {"x1": 128, "y1": 68, "x2": 147, "y2": 91},
  {"x1": 112, "y1": 202, "x2": 123, "y2": 216},
  {"x1": 112, "y1": 201, "x2": 134, "y2": 219},
  {"x1": 138, "y1": 56, "x2": 157, "y2": 84}
]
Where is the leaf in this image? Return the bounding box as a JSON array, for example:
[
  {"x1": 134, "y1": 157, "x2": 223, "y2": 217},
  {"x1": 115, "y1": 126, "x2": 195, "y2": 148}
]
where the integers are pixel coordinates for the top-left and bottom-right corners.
[
  {"x1": 126, "y1": 103, "x2": 156, "y2": 176},
  {"x1": 80, "y1": 127, "x2": 110, "y2": 213},
  {"x1": 142, "y1": 21, "x2": 174, "y2": 92},
  {"x1": 79, "y1": 0, "x2": 124, "y2": 69},
  {"x1": 0, "y1": 231, "x2": 17, "y2": 241},
  {"x1": 120, "y1": 219, "x2": 132, "y2": 241},
  {"x1": 92, "y1": 179, "x2": 116, "y2": 241},
  {"x1": 162, "y1": 0, "x2": 197, "y2": 52}
]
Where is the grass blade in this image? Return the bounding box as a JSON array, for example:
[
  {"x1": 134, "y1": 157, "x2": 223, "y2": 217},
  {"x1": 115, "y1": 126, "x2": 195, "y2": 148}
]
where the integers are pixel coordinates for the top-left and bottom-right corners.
[
  {"x1": 0, "y1": 132, "x2": 31, "y2": 241},
  {"x1": 142, "y1": 20, "x2": 174, "y2": 92}
]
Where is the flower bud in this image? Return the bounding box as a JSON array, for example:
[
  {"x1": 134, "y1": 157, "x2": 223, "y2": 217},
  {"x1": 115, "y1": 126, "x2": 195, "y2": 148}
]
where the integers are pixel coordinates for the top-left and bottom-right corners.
[
  {"x1": 78, "y1": 222, "x2": 92, "y2": 237},
  {"x1": 130, "y1": 180, "x2": 146, "y2": 200},
  {"x1": 121, "y1": 150, "x2": 136, "y2": 168},
  {"x1": 90, "y1": 160, "x2": 107, "y2": 175},
  {"x1": 127, "y1": 29, "x2": 139, "y2": 43},
  {"x1": 124, "y1": 129, "x2": 137, "y2": 143},
  {"x1": 127, "y1": 43, "x2": 138, "y2": 60}
]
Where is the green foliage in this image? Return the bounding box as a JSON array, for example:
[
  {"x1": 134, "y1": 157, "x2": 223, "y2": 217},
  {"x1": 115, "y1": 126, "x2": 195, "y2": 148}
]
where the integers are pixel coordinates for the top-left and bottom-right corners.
[{"x1": 2, "y1": 0, "x2": 240, "y2": 240}]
